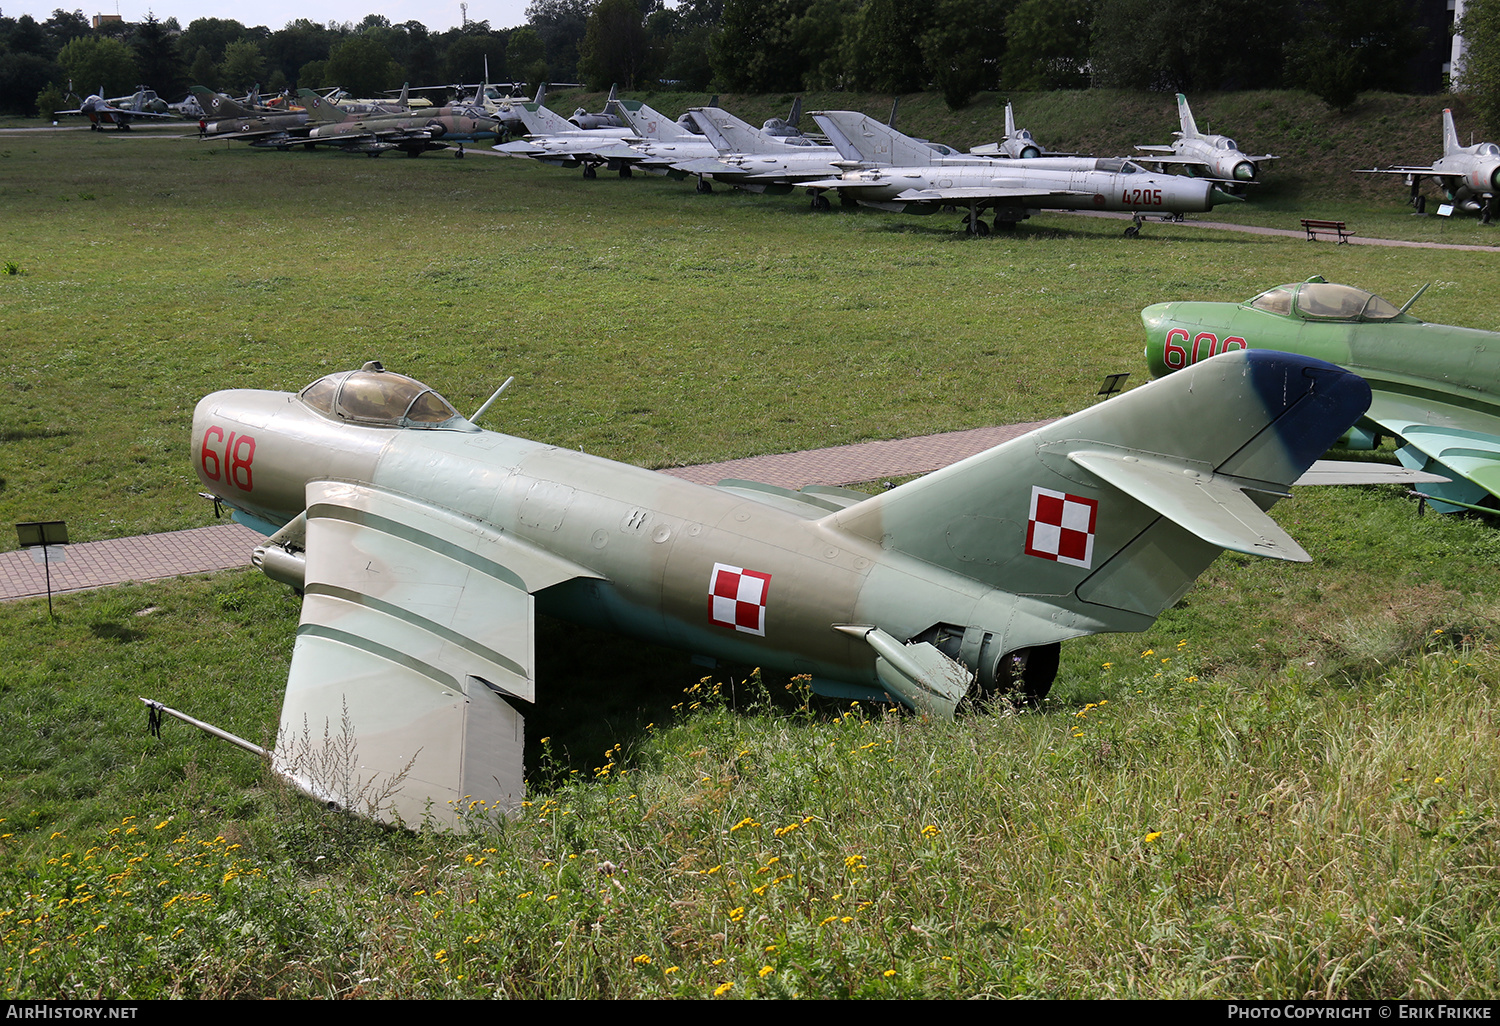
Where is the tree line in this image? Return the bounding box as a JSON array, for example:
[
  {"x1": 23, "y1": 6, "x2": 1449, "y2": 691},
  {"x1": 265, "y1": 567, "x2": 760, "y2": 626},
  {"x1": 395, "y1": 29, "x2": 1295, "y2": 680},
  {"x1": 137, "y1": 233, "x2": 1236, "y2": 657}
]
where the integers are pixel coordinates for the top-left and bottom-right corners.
[{"x1": 0, "y1": 0, "x2": 1491, "y2": 125}]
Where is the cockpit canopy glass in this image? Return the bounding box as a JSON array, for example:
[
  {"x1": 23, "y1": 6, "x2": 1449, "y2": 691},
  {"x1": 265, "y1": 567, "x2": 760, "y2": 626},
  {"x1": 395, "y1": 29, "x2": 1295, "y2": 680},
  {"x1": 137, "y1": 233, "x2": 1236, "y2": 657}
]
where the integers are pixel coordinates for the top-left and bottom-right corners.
[
  {"x1": 299, "y1": 366, "x2": 465, "y2": 428},
  {"x1": 1219, "y1": 138, "x2": 1237, "y2": 150},
  {"x1": 1248, "y1": 282, "x2": 1404, "y2": 321},
  {"x1": 1094, "y1": 158, "x2": 1143, "y2": 174},
  {"x1": 1478, "y1": 143, "x2": 1500, "y2": 157}
]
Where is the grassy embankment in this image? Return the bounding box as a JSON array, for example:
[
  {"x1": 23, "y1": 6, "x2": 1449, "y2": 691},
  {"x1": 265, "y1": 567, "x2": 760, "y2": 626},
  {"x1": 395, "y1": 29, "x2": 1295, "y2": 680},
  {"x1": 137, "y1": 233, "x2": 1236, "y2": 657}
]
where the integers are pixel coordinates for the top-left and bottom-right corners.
[{"x1": 2, "y1": 100, "x2": 1499, "y2": 997}]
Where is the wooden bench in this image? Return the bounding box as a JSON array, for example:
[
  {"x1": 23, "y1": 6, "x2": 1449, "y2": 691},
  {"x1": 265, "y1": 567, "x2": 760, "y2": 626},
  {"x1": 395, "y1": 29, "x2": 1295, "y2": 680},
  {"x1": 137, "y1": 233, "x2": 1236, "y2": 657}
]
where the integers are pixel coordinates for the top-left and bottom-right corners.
[{"x1": 1300, "y1": 218, "x2": 1354, "y2": 244}]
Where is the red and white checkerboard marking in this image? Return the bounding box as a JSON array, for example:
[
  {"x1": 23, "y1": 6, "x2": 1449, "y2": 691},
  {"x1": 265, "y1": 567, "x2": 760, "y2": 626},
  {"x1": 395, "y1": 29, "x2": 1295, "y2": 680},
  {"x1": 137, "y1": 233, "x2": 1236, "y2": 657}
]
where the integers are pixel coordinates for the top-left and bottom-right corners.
[
  {"x1": 708, "y1": 563, "x2": 771, "y2": 636},
  {"x1": 1025, "y1": 486, "x2": 1098, "y2": 569}
]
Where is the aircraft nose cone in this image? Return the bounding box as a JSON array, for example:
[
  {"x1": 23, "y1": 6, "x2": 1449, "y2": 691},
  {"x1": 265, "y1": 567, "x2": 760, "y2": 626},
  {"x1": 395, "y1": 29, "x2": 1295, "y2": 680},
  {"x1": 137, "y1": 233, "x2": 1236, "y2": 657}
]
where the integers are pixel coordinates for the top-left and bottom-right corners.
[
  {"x1": 1140, "y1": 303, "x2": 1172, "y2": 332},
  {"x1": 1232, "y1": 161, "x2": 1256, "y2": 181},
  {"x1": 1209, "y1": 186, "x2": 1244, "y2": 206},
  {"x1": 1020, "y1": 146, "x2": 1041, "y2": 160}
]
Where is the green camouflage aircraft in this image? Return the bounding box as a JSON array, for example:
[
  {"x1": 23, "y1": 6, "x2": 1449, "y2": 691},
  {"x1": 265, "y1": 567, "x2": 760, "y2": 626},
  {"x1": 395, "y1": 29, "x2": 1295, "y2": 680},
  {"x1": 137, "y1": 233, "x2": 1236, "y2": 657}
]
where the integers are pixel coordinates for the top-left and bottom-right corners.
[
  {"x1": 1143, "y1": 277, "x2": 1500, "y2": 513},
  {"x1": 187, "y1": 352, "x2": 1367, "y2": 827}
]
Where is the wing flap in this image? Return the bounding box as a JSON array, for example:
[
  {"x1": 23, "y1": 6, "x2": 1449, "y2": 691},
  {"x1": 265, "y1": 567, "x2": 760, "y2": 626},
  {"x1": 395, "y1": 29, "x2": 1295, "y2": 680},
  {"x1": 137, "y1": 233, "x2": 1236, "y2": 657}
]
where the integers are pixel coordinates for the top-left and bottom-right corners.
[{"x1": 1068, "y1": 449, "x2": 1310, "y2": 562}]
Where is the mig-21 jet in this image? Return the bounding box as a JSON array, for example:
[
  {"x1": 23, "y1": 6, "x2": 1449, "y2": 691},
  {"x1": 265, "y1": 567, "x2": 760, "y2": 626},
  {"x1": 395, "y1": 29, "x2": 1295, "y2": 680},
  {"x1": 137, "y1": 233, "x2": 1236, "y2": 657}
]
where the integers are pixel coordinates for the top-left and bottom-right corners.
[
  {"x1": 1134, "y1": 94, "x2": 1277, "y2": 186},
  {"x1": 970, "y1": 102, "x2": 1077, "y2": 160},
  {"x1": 493, "y1": 100, "x2": 640, "y2": 176},
  {"x1": 670, "y1": 106, "x2": 843, "y2": 193},
  {"x1": 803, "y1": 110, "x2": 1241, "y2": 233},
  {"x1": 179, "y1": 351, "x2": 1368, "y2": 827},
  {"x1": 1357, "y1": 108, "x2": 1500, "y2": 221}
]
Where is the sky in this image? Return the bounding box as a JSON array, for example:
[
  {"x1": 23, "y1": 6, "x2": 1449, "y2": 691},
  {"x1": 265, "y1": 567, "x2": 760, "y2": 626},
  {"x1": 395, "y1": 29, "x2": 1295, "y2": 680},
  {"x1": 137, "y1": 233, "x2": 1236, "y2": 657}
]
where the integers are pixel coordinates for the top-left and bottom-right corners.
[{"x1": 4, "y1": 0, "x2": 534, "y2": 34}]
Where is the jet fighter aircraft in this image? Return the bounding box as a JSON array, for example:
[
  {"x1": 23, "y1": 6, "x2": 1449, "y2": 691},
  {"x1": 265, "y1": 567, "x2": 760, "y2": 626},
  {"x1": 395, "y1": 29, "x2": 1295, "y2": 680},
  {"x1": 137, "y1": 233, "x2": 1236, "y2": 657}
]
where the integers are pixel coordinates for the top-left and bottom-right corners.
[
  {"x1": 1357, "y1": 109, "x2": 1500, "y2": 221},
  {"x1": 970, "y1": 102, "x2": 1076, "y2": 160},
  {"x1": 298, "y1": 89, "x2": 499, "y2": 156},
  {"x1": 493, "y1": 100, "x2": 639, "y2": 176},
  {"x1": 1142, "y1": 277, "x2": 1500, "y2": 513},
  {"x1": 191, "y1": 352, "x2": 1367, "y2": 827},
  {"x1": 192, "y1": 87, "x2": 310, "y2": 148},
  {"x1": 1134, "y1": 94, "x2": 1277, "y2": 186},
  {"x1": 62, "y1": 89, "x2": 179, "y2": 130},
  {"x1": 804, "y1": 110, "x2": 1240, "y2": 233},
  {"x1": 670, "y1": 106, "x2": 843, "y2": 193}
]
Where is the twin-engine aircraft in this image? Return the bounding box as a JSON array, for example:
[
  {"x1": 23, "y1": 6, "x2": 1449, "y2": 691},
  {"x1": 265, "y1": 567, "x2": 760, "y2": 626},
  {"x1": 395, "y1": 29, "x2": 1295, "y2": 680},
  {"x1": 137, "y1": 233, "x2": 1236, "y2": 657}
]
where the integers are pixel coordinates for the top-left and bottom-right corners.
[
  {"x1": 191, "y1": 352, "x2": 1368, "y2": 827},
  {"x1": 1143, "y1": 277, "x2": 1500, "y2": 513}
]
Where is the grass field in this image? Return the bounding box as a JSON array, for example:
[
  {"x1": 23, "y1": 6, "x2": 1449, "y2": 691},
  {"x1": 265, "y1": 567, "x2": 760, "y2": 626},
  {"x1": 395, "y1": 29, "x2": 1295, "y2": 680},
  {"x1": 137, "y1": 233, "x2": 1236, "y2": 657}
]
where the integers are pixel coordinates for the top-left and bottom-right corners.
[{"x1": 2, "y1": 92, "x2": 1500, "y2": 998}]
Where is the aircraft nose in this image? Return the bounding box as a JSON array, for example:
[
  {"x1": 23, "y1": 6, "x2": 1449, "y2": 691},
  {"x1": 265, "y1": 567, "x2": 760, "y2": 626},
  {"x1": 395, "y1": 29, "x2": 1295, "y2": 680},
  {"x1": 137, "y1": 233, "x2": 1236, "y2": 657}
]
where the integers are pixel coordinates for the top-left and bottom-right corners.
[
  {"x1": 1232, "y1": 161, "x2": 1256, "y2": 181},
  {"x1": 1209, "y1": 186, "x2": 1244, "y2": 207},
  {"x1": 1140, "y1": 303, "x2": 1173, "y2": 333}
]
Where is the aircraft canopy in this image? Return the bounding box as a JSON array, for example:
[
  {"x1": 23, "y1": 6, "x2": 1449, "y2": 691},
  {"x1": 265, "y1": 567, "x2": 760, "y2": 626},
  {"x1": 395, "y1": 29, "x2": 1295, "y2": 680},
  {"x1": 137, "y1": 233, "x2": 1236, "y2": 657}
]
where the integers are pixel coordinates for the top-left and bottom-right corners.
[
  {"x1": 1248, "y1": 282, "x2": 1403, "y2": 322},
  {"x1": 299, "y1": 364, "x2": 463, "y2": 428}
]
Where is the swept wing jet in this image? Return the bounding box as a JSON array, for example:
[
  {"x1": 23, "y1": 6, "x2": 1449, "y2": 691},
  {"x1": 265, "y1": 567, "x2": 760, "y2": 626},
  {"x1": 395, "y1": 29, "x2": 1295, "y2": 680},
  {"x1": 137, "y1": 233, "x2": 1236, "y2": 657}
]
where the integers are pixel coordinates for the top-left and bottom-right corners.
[
  {"x1": 192, "y1": 87, "x2": 309, "y2": 148},
  {"x1": 805, "y1": 110, "x2": 1240, "y2": 233},
  {"x1": 62, "y1": 88, "x2": 179, "y2": 130},
  {"x1": 672, "y1": 106, "x2": 843, "y2": 194},
  {"x1": 1143, "y1": 277, "x2": 1500, "y2": 513},
  {"x1": 189, "y1": 352, "x2": 1367, "y2": 827},
  {"x1": 570, "y1": 84, "x2": 624, "y2": 129},
  {"x1": 1357, "y1": 109, "x2": 1500, "y2": 221},
  {"x1": 298, "y1": 89, "x2": 499, "y2": 157},
  {"x1": 1134, "y1": 93, "x2": 1277, "y2": 185}
]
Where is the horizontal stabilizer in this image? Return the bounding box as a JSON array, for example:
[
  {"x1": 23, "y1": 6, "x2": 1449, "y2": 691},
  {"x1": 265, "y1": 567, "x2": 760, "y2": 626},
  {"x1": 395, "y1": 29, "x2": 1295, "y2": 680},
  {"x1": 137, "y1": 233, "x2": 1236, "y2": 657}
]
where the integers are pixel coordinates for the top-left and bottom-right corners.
[
  {"x1": 1295, "y1": 459, "x2": 1448, "y2": 486},
  {"x1": 1067, "y1": 449, "x2": 1309, "y2": 562}
]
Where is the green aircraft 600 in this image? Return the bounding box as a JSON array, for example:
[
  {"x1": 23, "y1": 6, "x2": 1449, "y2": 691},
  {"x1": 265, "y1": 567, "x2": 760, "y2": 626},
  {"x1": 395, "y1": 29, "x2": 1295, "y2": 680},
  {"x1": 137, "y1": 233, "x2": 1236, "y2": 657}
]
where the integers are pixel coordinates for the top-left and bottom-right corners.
[
  {"x1": 1143, "y1": 277, "x2": 1500, "y2": 513},
  {"x1": 188, "y1": 352, "x2": 1367, "y2": 827}
]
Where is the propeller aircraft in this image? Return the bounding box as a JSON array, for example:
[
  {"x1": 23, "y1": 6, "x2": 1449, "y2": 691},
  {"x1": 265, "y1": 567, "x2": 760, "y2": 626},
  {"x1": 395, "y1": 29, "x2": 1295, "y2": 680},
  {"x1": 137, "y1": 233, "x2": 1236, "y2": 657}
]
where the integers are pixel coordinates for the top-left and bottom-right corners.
[
  {"x1": 185, "y1": 351, "x2": 1368, "y2": 827},
  {"x1": 1142, "y1": 277, "x2": 1500, "y2": 513}
]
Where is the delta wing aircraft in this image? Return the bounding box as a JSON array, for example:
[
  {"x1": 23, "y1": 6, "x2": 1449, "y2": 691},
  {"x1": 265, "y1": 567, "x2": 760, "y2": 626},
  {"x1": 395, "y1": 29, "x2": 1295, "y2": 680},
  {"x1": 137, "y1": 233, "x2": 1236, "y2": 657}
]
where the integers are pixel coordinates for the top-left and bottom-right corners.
[
  {"x1": 1358, "y1": 109, "x2": 1500, "y2": 221},
  {"x1": 1134, "y1": 93, "x2": 1277, "y2": 186},
  {"x1": 970, "y1": 102, "x2": 1077, "y2": 160},
  {"x1": 186, "y1": 352, "x2": 1367, "y2": 827},
  {"x1": 670, "y1": 106, "x2": 842, "y2": 193},
  {"x1": 1143, "y1": 277, "x2": 1500, "y2": 513},
  {"x1": 193, "y1": 87, "x2": 309, "y2": 148},
  {"x1": 608, "y1": 99, "x2": 719, "y2": 174},
  {"x1": 493, "y1": 100, "x2": 639, "y2": 176},
  {"x1": 804, "y1": 110, "x2": 1240, "y2": 232}
]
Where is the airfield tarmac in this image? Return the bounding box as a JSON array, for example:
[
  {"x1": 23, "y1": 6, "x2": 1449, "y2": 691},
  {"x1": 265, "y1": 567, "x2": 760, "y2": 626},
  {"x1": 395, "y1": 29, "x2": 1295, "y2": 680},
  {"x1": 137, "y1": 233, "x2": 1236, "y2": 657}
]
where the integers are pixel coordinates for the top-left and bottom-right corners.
[{"x1": 0, "y1": 419, "x2": 1048, "y2": 602}]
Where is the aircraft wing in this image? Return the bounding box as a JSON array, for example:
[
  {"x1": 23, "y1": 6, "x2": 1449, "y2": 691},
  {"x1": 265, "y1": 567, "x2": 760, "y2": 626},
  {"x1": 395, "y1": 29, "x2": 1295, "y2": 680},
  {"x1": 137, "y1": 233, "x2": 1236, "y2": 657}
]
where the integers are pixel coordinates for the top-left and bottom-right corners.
[
  {"x1": 274, "y1": 479, "x2": 603, "y2": 829},
  {"x1": 1356, "y1": 165, "x2": 1440, "y2": 175},
  {"x1": 1135, "y1": 144, "x2": 1177, "y2": 154},
  {"x1": 1363, "y1": 392, "x2": 1500, "y2": 503},
  {"x1": 892, "y1": 186, "x2": 1082, "y2": 203}
]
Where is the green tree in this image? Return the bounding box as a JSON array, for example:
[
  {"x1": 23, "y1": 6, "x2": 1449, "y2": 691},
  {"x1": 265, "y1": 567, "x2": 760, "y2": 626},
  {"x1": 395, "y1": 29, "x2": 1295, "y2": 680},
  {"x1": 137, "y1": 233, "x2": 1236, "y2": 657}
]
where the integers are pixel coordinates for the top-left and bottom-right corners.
[
  {"x1": 130, "y1": 13, "x2": 185, "y2": 95},
  {"x1": 1286, "y1": 0, "x2": 1426, "y2": 110},
  {"x1": 842, "y1": 0, "x2": 934, "y2": 93},
  {"x1": 920, "y1": 0, "x2": 1009, "y2": 109},
  {"x1": 57, "y1": 35, "x2": 139, "y2": 95},
  {"x1": 526, "y1": 0, "x2": 593, "y2": 81},
  {"x1": 1460, "y1": 0, "x2": 1500, "y2": 134},
  {"x1": 324, "y1": 33, "x2": 402, "y2": 97},
  {"x1": 189, "y1": 45, "x2": 217, "y2": 88},
  {"x1": 1002, "y1": 0, "x2": 1091, "y2": 90},
  {"x1": 219, "y1": 39, "x2": 266, "y2": 93},
  {"x1": 578, "y1": 0, "x2": 655, "y2": 89},
  {"x1": 505, "y1": 26, "x2": 548, "y2": 86},
  {"x1": 1, "y1": 53, "x2": 59, "y2": 114},
  {"x1": 1091, "y1": 0, "x2": 1290, "y2": 91},
  {"x1": 711, "y1": 0, "x2": 823, "y2": 91}
]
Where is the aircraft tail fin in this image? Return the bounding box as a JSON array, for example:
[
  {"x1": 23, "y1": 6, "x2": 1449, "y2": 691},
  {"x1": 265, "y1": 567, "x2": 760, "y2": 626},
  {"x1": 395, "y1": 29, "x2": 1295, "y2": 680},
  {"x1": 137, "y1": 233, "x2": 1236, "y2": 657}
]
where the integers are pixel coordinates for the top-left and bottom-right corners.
[
  {"x1": 193, "y1": 85, "x2": 252, "y2": 119},
  {"x1": 1443, "y1": 108, "x2": 1461, "y2": 155},
  {"x1": 693, "y1": 106, "x2": 771, "y2": 152},
  {"x1": 298, "y1": 88, "x2": 349, "y2": 124},
  {"x1": 812, "y1": 110, "x2": 937, "y2": 166},
  {"x1": 517, "y1": 101, "x2": 575, "y2": 136},
  {"x1": 617, "y1": 100, "x2": 690, "y2": 141},
  {"x1": 1004, "y1": 101, "x2": 1016, "y2": 139},
  {"x1": 1177, "y1": 93, "x2": 1200, "y2": 138},
  {"x1": 534, "y1": 82, "x2": 547, "y2": 105},
  {"x1": 396, "y1": 81, "x2": 409, "y2": 109},
  {"x1": 828, "y1": 350, "x2": 1370, "y2": 624},
  {"x1": 786, "y1": 95, "x2": 802, "y2": 129}
]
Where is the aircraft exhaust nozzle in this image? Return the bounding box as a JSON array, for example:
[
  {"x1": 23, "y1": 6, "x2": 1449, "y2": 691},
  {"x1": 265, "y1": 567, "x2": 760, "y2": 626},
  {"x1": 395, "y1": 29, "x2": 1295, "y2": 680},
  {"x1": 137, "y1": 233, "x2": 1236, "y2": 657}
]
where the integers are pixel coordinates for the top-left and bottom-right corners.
[
  {"x1": 1232, "y1": 161, "x2": 1256, "y2": 181},
  {"x1": 1209, "y1": 187, "x2": 1244, "y2": 206}
]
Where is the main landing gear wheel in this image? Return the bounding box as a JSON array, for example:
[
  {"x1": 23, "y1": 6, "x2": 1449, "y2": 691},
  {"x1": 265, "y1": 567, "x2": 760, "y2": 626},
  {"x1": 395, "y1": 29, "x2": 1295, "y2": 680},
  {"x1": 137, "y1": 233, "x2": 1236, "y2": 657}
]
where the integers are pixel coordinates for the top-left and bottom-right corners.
[
  {"x1": 962, "y1": 214, "x2": 990, "y2": 237},
  {"x1": 695, "y1": 178, "x2": 712, "y2": 193},
  {"x1": 1124, "y1": 212, "x2": 1145, "y2": 238},
  {"x1": 583, "y1": 165, "x2": 597, "y2": 180},
  {"x1": 979, "y1": 643, "x2": 1060, "y2": 707},
  {"x1": 618, "y1": 166, "x2": 633, "y2": 178},
  {"x1": 810, "y1": 192, "x2": 831, "y2": 212}
]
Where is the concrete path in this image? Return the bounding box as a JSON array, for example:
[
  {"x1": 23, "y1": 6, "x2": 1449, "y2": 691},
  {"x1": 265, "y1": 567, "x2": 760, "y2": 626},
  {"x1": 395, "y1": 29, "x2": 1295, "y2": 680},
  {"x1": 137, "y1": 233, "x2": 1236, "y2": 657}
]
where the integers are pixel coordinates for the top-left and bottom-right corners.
[
  {"x1": 0, "y1": 421, "x2": 1049, "y2": 603},
  {"x1": 1062, "y1": 209, "x2": 1500, "y2": 253}
]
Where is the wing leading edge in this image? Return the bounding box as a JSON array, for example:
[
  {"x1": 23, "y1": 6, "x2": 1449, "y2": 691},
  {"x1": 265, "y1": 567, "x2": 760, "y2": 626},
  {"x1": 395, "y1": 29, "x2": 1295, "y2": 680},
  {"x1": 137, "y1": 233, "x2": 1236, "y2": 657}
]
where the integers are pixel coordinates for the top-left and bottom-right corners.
[{"x1": 276, "y1": 480, "x2": 601, "y2": 828}]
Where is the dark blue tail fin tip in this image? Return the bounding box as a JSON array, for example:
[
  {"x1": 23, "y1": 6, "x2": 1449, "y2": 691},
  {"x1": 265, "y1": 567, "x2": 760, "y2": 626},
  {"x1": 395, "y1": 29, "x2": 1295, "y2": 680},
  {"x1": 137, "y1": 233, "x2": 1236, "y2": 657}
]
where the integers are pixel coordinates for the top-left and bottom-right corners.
[{"x1": 1244, "y1": 350, "x2": 1372, "y2": 471}]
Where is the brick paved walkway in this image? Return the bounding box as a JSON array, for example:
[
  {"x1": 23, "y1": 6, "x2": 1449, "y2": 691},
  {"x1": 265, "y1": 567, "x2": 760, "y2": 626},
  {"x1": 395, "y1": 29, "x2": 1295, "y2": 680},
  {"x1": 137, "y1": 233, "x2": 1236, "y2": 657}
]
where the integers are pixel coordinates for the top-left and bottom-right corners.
[{"x1": 0, "y1": 421, "x2": 1048, "y2": 602}]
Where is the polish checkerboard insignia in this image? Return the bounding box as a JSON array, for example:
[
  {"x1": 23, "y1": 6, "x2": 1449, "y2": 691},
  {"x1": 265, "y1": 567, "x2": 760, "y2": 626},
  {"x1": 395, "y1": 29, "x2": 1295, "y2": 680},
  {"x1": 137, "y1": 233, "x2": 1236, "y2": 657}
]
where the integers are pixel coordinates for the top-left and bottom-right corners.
[
  {"x1": 708, "y1": 563, "x2": 771, "y2": 636},
  {"x1": 1025, "y1": 486, "x2": 1098, "y2": 569}
]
